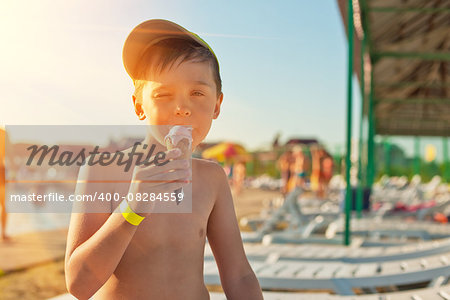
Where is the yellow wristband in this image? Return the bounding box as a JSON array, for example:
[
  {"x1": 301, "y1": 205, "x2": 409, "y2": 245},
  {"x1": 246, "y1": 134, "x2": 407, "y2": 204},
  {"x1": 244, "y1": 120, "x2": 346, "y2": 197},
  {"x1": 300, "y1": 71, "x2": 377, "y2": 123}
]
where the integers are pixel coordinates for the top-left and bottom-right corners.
[{"x1": 119, "y1": 200, "x2": 146, "y2": 226}]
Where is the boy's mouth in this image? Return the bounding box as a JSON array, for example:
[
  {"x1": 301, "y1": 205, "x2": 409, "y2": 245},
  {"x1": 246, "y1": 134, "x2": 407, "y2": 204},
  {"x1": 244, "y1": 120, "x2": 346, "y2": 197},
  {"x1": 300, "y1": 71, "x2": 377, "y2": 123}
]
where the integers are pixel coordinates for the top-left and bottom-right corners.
[{"x1": 171, "y1": 124, "x2": 194, "y2": 130}]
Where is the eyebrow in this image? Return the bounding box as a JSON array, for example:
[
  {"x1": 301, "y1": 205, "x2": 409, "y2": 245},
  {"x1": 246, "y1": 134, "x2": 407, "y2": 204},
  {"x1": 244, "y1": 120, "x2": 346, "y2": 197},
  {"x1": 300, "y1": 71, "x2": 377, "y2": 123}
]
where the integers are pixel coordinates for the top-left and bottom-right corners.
[
  {"x1": 152, "y1": 80, "x2": 212, "y2": 91},
  {"x1": 191, "y1": 80, "x2": 213, "y2": 88}
]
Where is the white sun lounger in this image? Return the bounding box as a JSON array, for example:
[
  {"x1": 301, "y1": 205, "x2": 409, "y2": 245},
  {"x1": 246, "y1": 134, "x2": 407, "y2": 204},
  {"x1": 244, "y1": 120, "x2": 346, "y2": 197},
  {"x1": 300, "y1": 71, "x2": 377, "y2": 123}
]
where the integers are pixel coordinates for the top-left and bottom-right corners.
[
  {"x1": 204, "y1": 251, "x2": 450, "y2": 295},
  {"x1": 206, "y1": 237, "x2": 450, "y2": 263},
  {"x1": 209, "y1": 284, "x2": 450, "y2": 299},
  {"x1": 240, "y1": 231, "x2": 371, "y2": 246},
  {"x1": 209, "y1": 291, "x2": 333, "y2": 299},
  {"x1": 329, "y1": 218, "x2": 450, "y2": 240},
  {"x1": 258, "y1": 218, "x2": 450, "y2": 246},
  {"x1": 241, "y1": 230, "x2": 416, "y2": 247}
]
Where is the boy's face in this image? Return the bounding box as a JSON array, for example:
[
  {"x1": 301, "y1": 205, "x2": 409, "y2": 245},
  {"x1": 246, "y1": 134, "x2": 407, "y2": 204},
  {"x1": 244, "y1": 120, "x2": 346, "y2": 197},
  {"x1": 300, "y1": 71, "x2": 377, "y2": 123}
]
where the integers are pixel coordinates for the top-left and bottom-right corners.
[{"x1": 133, "y1": 59, "x2": 223, "y2": 149}]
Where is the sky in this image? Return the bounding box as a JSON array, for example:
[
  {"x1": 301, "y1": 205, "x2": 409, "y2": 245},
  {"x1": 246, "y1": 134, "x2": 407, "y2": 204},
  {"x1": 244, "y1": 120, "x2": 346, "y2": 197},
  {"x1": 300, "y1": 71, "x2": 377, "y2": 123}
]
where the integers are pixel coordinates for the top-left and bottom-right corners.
[{"x1": 0, "y1": 0, "x2": 447, "y2": 161}]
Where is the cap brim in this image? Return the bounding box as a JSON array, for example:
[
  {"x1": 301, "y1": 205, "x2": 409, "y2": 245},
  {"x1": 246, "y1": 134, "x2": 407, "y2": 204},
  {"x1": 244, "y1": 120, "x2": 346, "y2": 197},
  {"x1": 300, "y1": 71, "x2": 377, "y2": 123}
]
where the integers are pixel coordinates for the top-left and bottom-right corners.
[{"x1": 122, "y1": 19, "x2": 207, "y2": 81}]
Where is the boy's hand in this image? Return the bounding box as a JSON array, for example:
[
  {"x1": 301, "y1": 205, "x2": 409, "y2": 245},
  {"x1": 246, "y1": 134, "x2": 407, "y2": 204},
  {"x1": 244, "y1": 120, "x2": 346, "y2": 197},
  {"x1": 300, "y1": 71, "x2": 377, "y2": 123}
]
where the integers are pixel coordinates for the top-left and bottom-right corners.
[{"x1": 127, "y1": 148, "x2": 191, "y2": 216}]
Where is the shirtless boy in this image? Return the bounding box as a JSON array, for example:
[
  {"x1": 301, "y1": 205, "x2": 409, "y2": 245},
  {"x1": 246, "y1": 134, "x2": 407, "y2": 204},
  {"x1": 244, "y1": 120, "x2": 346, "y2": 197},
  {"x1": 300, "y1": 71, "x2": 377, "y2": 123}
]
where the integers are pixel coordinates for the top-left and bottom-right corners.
[{"x1": 64, "y1": 19, "x2": 263, "y2": 299}]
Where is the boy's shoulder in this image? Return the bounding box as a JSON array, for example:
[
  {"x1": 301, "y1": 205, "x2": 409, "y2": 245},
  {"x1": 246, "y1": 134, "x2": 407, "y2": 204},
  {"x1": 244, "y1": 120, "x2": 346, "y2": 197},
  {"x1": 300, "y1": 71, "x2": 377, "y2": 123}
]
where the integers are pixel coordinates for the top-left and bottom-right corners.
[
  {"x1": 192, "y1": 158, "x2": 228, "y2": 185},
  {"x1": 192, "y1": 158, "x2": 229, "y2": 208},
  {"x1": 192, "y1": 157, "x2": 224, "y2": 176}
]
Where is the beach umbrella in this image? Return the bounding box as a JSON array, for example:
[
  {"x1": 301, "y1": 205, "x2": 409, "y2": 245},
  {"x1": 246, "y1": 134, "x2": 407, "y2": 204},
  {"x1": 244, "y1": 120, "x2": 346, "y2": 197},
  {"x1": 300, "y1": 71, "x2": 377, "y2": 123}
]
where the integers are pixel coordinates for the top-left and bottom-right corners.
[{"x1": 202, "y1": 142, "x2": 249, "y2": 162}]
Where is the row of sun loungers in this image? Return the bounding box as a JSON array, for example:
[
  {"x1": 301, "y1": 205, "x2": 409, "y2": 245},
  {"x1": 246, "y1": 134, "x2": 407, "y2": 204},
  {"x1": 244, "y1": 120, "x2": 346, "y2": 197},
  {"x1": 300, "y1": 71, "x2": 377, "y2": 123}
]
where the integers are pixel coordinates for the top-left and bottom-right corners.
[
  {"x1": 330, "y1": 218, "x2": 450, "y2": 240},
  {"x1": 204, "y1": 179, "x2": 450, "y2": 297},
  {"x1": 209, "y1": 283, "x2": 450, "y2": 299},
  {"x1": 206, "y1": 237, "x2": 450, "y2": 263},
  {"x1": 204, "y1": 249, "x2": 450, "y2": 295},
  {"x1": 240, "y1": 221, "x2": 450, "y2": 246},
  {"x1": 240, "y1": 177, "x2": 450, "y2": 248}
]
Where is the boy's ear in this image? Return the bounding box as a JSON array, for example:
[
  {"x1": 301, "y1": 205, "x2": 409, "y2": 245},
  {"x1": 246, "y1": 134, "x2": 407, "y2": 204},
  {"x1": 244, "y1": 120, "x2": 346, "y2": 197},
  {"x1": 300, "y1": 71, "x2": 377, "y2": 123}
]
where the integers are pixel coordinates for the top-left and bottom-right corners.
[
  {"x1": 132, "y1": 95, "x2": 146, "y2": 120},
  {"x1": 213, "y1": 93, "x2": 223, "y2": 120}
]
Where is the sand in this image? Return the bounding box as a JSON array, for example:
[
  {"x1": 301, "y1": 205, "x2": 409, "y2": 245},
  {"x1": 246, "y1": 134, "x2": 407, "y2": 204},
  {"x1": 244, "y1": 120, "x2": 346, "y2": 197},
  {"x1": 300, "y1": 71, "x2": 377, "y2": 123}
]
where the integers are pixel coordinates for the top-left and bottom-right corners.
[{"x1": 0, "y1": 260, "x2": 67, "y2": 300}]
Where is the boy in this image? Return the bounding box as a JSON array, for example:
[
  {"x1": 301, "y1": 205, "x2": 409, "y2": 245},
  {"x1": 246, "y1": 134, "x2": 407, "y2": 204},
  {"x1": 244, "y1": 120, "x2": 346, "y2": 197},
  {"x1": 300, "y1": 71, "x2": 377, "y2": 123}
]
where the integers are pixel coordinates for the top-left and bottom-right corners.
[{"x1": 64, "y1": 19, "x2": 263, "y2": 299}]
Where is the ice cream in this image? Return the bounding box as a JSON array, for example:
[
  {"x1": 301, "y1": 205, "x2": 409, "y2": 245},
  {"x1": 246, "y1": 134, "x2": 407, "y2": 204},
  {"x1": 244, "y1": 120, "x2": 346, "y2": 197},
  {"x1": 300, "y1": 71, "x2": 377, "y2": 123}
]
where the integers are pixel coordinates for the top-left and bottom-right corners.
[
  {"x1": 164, "y1": 126, "x2": 193, "y2": 159},
  {"x1": 164, "y1": 126, "x2": 193, "y2": 205}
]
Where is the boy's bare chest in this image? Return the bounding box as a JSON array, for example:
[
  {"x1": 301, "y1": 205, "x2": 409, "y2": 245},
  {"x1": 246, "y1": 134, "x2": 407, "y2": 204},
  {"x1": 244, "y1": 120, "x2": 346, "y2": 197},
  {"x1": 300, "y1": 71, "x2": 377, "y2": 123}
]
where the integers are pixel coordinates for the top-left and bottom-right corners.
[{"x1": 108, "y1": 161, "x2": 216, "y2": 247}]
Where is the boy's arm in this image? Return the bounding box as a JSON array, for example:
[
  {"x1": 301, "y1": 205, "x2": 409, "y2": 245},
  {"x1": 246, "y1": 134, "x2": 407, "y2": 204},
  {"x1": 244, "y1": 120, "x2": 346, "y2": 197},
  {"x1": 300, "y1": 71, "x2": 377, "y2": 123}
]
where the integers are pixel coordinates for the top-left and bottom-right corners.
[
  {"x1": 64, "y1": 164, "x2": 138, "y2": 299},
  {"x1": 206, "y1": 163, "x2": 263, "y2": 300}
]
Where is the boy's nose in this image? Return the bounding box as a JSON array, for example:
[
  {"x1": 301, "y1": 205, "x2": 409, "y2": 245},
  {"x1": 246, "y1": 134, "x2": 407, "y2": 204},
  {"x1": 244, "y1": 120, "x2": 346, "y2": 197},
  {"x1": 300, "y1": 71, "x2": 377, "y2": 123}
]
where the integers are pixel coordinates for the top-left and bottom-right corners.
[{"x1": 175, "y1": 106, "x2": 191, "y2": 117}]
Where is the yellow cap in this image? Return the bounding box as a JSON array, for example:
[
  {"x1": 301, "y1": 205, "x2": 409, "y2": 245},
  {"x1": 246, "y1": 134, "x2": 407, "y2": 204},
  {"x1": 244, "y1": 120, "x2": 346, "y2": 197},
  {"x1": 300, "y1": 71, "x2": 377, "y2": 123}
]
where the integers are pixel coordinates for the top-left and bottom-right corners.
[{"x1": 122, "y1": 19, "x2": 219, "y2": 81}]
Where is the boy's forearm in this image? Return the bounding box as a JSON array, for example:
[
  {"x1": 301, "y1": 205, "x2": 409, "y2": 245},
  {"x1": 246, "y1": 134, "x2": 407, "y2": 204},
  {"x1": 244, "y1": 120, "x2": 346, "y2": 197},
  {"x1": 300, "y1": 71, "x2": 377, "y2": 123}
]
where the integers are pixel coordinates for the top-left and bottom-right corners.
[
  {"x1": 66, "y1": 207, "x2": 139, "y2": 299},
  {"x1": 224, "y1": 272, "x2": 263, "y2": 300}
]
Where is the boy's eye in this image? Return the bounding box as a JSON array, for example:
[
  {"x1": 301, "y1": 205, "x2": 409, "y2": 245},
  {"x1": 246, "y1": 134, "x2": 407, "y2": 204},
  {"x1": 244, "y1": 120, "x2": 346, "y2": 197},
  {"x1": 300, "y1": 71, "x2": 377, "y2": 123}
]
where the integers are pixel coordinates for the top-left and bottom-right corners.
[
  {"x1": 153, "y1": 93, "x2": 170, "y2": 99},
  {"x1": 192, "y1": 91, "x2": 204, "y2": 97}
]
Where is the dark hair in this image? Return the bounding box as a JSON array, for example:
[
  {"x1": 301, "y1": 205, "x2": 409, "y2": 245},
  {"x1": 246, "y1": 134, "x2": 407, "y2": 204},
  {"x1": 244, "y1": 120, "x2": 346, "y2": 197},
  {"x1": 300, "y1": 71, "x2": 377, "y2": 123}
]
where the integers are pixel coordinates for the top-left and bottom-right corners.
[{"x1": 134, "y1": 38, "x2": 222, "y2": 99}]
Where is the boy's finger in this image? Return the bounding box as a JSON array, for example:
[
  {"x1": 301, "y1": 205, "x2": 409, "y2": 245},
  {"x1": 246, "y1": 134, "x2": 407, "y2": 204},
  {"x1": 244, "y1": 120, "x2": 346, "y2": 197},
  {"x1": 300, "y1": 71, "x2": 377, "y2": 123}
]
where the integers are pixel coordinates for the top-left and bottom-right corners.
[
  {"x1": 136, "y1": 157, "x2": 189, "y2": 176},
  {"x1": 166, "y1": 148, "x2": 182, "y2": 159},
  {"x1": 135, "y1": 148, "x2": 182, "y2": 170},
  {"x1": 140, "y1": 159, "x2": 191, "y2": 178},
  {"x1": 138, "y1": 168, "x2": 190, "y2": 183},
  {"x1": 142, "y1": 147, "x2": 181, "y2": 161}
]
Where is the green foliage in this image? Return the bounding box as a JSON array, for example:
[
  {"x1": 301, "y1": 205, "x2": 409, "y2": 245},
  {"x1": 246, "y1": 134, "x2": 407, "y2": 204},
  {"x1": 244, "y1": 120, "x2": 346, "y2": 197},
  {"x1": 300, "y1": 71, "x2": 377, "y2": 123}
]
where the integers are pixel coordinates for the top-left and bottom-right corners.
[{"x1": 375, "y1": 159, "x2": 448, "y2": 182}]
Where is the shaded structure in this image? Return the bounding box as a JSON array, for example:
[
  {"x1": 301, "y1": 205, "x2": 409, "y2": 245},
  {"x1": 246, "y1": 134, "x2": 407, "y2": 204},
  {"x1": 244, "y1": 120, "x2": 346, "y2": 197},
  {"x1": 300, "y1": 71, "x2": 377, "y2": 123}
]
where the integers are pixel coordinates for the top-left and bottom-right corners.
[
  {"x1": 336, "y1": 0, "x2": 450, "y2": 245},
  {"x1": 338, "y1": 0, "x2": 450, "y2": 137}
]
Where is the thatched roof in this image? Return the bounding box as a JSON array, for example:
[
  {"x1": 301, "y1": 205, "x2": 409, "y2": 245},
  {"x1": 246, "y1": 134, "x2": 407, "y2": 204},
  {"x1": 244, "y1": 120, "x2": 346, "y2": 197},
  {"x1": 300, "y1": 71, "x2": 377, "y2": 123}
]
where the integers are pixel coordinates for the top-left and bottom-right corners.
[{"x1": 337, "y1": 0, "x2": 450, "y2": 137}]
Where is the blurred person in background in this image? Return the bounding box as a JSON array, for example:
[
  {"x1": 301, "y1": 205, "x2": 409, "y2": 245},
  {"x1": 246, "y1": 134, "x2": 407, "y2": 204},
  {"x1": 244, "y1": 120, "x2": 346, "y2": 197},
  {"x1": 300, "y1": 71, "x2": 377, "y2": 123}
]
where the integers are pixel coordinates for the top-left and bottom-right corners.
[
  {"x1": 0, "y1": 127, "x2": 7, "y2": 241},
  {"x1": 232, "y1": 160, "x2": 246, "y2": 195},
  {"x1": 0, "y1": 127, "x2": 16, "y2": 242},
  {"x1": 287, "y1": 145, "x2": 309, "y2": 192},
  {"x1": 320, "y1": 148, "x2": 334, "y2": 198},
  {"x1": 277, "y1": 148, "x2": 294, "y2": 196},
  {"x1": 223, "y1": 157, "x2": 233, "y2": 186},
  {"x1": 311, "y1": 145, "x2": 334, "y2": 199}
]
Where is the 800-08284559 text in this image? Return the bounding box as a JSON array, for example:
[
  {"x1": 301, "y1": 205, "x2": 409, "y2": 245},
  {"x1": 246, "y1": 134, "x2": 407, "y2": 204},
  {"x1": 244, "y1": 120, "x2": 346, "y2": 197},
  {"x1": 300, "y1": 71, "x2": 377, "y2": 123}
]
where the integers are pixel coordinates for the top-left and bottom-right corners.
[{"x1": 9, "y1": 192, "x2": 184, "y2": 203}]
